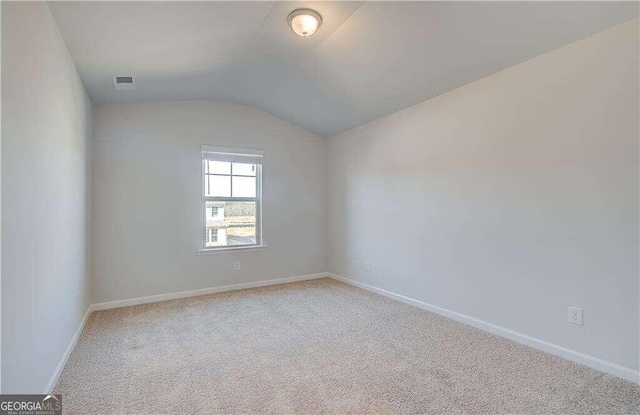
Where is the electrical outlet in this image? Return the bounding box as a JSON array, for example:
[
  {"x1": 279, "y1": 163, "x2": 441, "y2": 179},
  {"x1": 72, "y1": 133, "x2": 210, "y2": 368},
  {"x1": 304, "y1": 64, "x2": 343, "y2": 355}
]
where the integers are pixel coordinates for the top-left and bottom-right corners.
[
  {"x1": 568, "y1": 306, "x2": 583, "y2": 326},
  {"x1": 365, "y1": 261, "x2": 371, "y2": 272},
  {"x1": 234, "y1": 261, "x2": 241, "y2": 271}
]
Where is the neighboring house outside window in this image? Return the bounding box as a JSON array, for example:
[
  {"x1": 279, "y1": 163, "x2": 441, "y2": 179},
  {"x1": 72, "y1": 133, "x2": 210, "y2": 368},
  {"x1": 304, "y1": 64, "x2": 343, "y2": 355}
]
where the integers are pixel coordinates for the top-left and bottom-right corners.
[
  {"x1": 201, "y1": 146, "x2": 263, "y2": 250},
  {"x1": 205, "y1": 203, "x2": 227, "y2": 246},
  {"x1": 206, "y1": 227, "x2": 221, "y2": 244},
  {"x1": 206, "y1": 205, "x2": 224, "y2": 221}
]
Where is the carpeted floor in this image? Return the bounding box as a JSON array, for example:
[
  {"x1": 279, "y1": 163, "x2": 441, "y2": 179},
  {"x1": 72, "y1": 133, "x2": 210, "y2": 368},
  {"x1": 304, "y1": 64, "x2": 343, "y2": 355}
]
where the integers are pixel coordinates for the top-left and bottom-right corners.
[{"x1": 55, "y1": 278, "x2": 639, "y2": 414}]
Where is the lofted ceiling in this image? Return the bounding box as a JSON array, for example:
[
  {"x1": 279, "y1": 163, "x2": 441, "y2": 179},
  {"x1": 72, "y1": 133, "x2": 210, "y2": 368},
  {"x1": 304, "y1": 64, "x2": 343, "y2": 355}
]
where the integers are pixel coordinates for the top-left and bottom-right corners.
[{"x1": 49, "y1": 1, "x2": 638, "y2": 137}]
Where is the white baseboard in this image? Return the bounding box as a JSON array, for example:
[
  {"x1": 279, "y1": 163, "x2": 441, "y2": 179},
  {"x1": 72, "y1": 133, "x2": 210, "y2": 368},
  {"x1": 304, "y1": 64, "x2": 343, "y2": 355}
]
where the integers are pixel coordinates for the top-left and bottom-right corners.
[
  {"x1": 44, "y1": 305, "x2": 92, "y2": 394},
  {"x1": 329, "y1": 273, "x2": 640, "y2": 385},
  {"x1": 45, "y1": 272, "x2": 329, "y2": 392},
  {"x1": 46, "y1": 272, "x2": 638, "y2": 394},
  {"x1": 91, "y1": 272, "x2": 329, "y2": 311}
]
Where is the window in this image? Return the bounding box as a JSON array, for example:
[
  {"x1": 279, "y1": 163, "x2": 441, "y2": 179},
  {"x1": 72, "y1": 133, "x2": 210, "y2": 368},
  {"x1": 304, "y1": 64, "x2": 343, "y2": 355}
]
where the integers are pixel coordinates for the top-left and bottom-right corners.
[{"x1": 201, "y1": 146, "x2": 263, "y2": 250}]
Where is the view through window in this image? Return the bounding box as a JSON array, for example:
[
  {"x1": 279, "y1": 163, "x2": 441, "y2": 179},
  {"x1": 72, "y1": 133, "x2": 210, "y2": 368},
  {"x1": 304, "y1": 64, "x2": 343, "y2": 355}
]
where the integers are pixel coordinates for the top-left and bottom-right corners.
[{"x1": 202, "y1": 147, "x2": 263, "y2": 249}]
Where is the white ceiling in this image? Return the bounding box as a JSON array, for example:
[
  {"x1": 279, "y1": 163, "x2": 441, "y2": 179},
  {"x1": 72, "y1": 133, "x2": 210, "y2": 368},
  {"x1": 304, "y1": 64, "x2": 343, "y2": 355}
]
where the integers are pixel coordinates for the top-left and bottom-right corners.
[{"x1": 49, "y1": 1, "x2": 638, "y2": 137}]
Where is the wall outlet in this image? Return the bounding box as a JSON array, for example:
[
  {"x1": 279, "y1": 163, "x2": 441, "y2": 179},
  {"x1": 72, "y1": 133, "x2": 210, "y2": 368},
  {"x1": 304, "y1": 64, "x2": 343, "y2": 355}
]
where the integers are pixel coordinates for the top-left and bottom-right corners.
[
  {"x1": 234, "y1": 261, "x2": 241, "y2": 271},
  {"x1": 568, "y1": 306, "x2": 583, "y2": 326},
  {"x1": 365, "y1": 261, "x2": 371, "y2": 272}
]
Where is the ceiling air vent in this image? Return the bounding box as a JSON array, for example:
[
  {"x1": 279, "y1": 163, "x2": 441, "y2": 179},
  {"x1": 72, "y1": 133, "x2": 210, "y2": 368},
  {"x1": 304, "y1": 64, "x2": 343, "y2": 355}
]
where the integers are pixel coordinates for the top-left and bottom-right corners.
[{"x1": 112, "y1": 76, "x2": 135, "y2": 90}]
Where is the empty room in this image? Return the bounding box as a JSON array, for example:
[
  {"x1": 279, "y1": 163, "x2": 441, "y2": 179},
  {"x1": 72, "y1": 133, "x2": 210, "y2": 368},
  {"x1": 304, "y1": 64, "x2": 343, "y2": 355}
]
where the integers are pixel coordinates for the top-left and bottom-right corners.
[{"x1": 1, "y1": 0, "x2": 639, "y2": 413}]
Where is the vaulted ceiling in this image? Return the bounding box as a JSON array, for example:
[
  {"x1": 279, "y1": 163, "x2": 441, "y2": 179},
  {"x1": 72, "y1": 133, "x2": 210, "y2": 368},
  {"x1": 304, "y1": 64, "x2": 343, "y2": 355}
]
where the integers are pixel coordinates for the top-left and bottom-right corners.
[{"x1": 49, "y1": 1, "x2": 638, "y2": 137}]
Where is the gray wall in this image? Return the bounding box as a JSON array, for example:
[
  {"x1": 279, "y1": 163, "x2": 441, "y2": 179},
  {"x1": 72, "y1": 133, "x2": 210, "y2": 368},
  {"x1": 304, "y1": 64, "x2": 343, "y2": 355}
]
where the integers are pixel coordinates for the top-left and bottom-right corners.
[
  {"x1": 327, "y1": 19, "x2": 639, "y2": 373},
  {"x1": 1, "y1": 2, "x2": 93, "y2": 393},
  {"x1": 91, "y1": 100, "x2": 327, "y2": 303}
]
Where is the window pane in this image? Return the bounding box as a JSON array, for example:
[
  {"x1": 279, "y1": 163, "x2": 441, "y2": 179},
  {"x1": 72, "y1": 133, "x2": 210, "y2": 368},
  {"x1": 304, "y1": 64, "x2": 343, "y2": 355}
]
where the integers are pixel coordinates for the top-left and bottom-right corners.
[
  {"x1": 206, "y1": 160, "x2": 231, "y2": 175},
  {"x1": 232, "y1": 163, "x2": 256, "y2": 176},
  {"x1": 205, "y1": 175, "x2": 230, "y2": 197},
  {"x1": 204, "y1": 201, "x2": 256, "y2": 247},
  {"x1": 232, "y1": 176, "x2": 256, "y2": 198}
]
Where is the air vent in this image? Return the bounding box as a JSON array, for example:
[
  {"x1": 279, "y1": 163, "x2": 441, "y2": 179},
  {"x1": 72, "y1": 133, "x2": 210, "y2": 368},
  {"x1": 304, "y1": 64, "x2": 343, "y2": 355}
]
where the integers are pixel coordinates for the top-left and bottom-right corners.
[{"x1": 112, "y1": 75, "x2": 135, "y2": 90}]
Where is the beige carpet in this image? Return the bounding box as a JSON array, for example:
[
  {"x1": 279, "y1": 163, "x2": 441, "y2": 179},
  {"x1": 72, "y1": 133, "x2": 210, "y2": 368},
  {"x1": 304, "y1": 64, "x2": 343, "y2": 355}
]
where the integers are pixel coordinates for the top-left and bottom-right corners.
[{"x1": 55, "y1": 278, "x2": 639, "y2": 414}]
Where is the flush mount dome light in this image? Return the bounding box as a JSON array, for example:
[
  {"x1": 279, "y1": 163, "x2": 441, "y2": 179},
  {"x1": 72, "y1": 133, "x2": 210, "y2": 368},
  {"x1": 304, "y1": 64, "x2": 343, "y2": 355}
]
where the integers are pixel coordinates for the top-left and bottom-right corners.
[{"x1": 287, "y1": 9, "x2": 322, "y2": 37}]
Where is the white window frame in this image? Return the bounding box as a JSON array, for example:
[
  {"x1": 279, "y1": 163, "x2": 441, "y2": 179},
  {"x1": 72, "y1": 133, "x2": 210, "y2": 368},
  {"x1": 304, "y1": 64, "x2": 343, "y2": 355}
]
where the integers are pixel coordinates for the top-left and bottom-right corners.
[{"x1": 198, "y1": 146, "x2": 266, "y2": 254}]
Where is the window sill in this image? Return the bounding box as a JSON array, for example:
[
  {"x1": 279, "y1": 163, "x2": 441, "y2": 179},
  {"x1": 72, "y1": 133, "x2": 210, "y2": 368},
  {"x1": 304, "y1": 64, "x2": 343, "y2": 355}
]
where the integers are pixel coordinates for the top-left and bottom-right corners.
[{"x1": 197, "y1": 245, "x2": 268, "y2": 255}]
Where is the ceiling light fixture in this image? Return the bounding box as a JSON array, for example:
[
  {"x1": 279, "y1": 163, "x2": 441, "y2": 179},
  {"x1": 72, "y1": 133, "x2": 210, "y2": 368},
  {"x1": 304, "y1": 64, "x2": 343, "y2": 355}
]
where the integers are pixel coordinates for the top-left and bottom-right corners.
[{"x1": 287, "y1": 9, "x2": 322, "y2": 37}]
